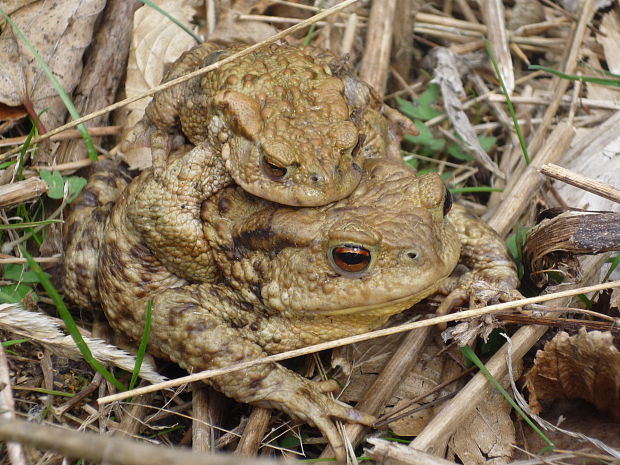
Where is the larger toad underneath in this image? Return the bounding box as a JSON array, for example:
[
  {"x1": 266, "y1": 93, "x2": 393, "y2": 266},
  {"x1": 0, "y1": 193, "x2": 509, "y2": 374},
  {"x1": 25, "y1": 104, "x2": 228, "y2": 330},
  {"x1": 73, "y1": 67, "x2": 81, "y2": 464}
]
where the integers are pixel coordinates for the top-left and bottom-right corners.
[{"x1": 63, "y1": 148, "x2": 519, "y2": 461}]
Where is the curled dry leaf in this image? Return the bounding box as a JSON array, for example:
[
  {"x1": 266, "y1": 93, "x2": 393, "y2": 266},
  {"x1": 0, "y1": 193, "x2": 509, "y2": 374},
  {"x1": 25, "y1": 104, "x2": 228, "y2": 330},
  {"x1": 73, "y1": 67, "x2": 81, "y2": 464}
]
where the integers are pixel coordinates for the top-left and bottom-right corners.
[
  {"x1": 523, "y1": 210, "x2": 620, "y2": 288},
  {"x1": 426, "y1": 48, "x2": 504, "y2": 179},
  {"x1": 122, "y1": 0, "x2": 197, "y2": 169},
  {"x1": 525, "y1": 329, "x2": 620, "y2": 422},
  {"x1": 0, "y1": 0, "x2": 105, "y2": 158}
]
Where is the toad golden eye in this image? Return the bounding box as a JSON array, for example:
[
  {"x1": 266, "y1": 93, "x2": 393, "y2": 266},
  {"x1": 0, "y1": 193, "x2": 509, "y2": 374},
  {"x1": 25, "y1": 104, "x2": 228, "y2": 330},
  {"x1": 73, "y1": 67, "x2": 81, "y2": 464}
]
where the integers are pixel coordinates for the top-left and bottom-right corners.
[
  {"x1": 261, "y1": 155, "x2": 288, "y2": 179},
  {"x1": 331, "y1": 245, "x2": 371, "y2": 273}
]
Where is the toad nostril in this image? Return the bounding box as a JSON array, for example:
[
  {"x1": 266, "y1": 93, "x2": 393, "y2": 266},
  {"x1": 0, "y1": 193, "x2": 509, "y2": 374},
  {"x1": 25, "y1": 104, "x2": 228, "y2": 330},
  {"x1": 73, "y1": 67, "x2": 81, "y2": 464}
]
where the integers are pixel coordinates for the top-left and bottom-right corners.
[
  {"x1": 310, "y1": 173, "x2": 323, "y2": 184},
  {"x1": 406, "y1": 250, "x2": 418, "y2": 260}
]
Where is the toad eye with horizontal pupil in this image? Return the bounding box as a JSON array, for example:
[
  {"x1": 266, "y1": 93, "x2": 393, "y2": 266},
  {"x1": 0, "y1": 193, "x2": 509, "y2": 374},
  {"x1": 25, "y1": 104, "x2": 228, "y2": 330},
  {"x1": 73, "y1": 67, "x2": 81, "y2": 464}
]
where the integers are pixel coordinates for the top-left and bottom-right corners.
[
  {"x1": 443, "y1": 187, "x2": 453, "y2": 216},
  {"x1": 331, "y1": 245, "x2": 371, "y2": 273},
  {"x1": 261, "y1": 155, "x2": 288, "y2": 179}
]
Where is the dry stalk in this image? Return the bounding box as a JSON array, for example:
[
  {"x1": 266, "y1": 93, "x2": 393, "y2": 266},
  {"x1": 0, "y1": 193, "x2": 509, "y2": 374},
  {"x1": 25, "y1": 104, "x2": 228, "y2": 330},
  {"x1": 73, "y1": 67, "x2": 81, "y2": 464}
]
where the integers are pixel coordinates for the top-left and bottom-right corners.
[
  {"x1": 238, "y1": 15, "x2": 360, "y2": 28},
  {"x1": 484, "y1": 121, "x2": 575, "y2": 235},
  {"x1": 483, "y1": 0, "x2": 514, "y2": 93},
  {"x1": 97, "y1": 280, "x2": 620, "y2": 405},
  {"x1": 524, "y1": 0, "x2": 596, "y2": 162},
  {"x1": 0, "y1": 417, "x2": 290, "y2": 465},
  {"x1": 0, "y1": 304, "x2": 165, "y2": 384},
  {"x1": 358, "y1": 0, "x2": 397, "y2": 95},
  {"x1": 0, "y1": 126, "x2": 120, "y2": 147},
  {"x1": 366, "y1": 437, "x2": 458, "y2": 465},
  {"x1": 0, "y1": 344, "x2": 27, "y2": 465},
  {"x1": 409, "y1": 324, "x2": 548, "y2": 453},
  {"x1": 415, "y1": 13, "x2": 486, "y2": 33},
  {"x1": 235, "y1": 407, "x2": 272, "y2": 457},
  {"x1": 192, "y1": 386, "x2": 227, "y2": 453},
  {"x1": 0, "y1": 177, "x2": 48, "y2": 208},
  {"x1": 0, "y1": 0, "x2": 362, "y2": 162},
  {"x1": 540, "y1": 163, "x2": 620, "y2": 204},
  {"x1": 487, "y1": 94, "x2": 620, "y2": 111}
]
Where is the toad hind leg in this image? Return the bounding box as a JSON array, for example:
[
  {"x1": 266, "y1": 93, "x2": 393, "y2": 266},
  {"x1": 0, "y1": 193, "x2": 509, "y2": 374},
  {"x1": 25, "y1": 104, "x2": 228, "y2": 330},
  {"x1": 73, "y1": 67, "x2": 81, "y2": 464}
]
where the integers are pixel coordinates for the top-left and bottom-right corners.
[
  {"x1": 63, "y1": 161, "x2": 132, "y2": 308},
  {"x1": 130, "y1": 283, "x2": 374, "y2": 462}
]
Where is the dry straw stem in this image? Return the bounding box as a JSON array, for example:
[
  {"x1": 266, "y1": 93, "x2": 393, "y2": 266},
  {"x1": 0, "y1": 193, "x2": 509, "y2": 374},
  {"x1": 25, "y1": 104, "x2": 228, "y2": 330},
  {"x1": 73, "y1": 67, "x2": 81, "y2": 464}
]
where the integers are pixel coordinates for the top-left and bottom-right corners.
[
  {"x1": 482, "y1": 0, "x2": 514, "y2": 93},
  {"x1": 409, "y1": 256, "x2": 614, "y2": 453},
  {"x1": 488, "y1": 94, "x2": 620, "y2": 111},
  {"x1": 98, "y1": 279, "x2": 620, "y2": 405},
  {"x1": 410, "y1": 325, "x2": 548, "y2": 453},
  {"x1": 0, "y1": 343, "x2": 27, "y2": 465},
  {"x1": 0, "y1": 176, "x2": 48, "y2": 208},
  {"x1": 525, "y1": 0, "x2": 595, "y2": 160},
  {"x1": 0, "y1": 254, "x2": 60, "y2": 264},
  {"x1": 0, "y1": 417, "x2": 291, "y2": 465},
  {"x1": 540, "y1": 163, "x2": 620, "y2": 204},
  {"x1": 0, "y1": 303, "x2": 165, "y2": 384},
  {"x1": 0, "y1": 126, "x2": 120, "y2": 147},
  {"x1": 235, "y1": 407, "x2": 272, "y2": 456},
  {"x1": 192, "y1": 385, "x2": 217, "y2": 453},
  {"x1": 366, "y1": 437, "x2": 458, "y2": 465},
  {"x1": 358, "y1": 0, "x2": 397, "y2": 95},
  {"x1": 486, "y1": 121, "x2": 575, "y2": 236},
  {"x1": 0, "y1": 0, "x2": 361, "y2": 161}
]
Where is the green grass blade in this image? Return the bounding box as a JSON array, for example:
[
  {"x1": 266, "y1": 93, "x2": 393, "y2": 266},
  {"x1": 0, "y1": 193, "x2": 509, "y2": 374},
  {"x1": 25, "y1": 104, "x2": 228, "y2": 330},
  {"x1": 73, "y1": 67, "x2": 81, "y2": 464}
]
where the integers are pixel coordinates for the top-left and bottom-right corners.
[
  {"x1": 140, "y1": 0, "x2": 202, "y2": 44},
  {"x1": 16, "y1": 386, "x2": 75, "y2": 398},
  {"x1": 461, "y1": 345, "x2": 554, "y2": 450},
  {"x1": 129, "y1": 300, "x2": 152, "y2": 390},
  {"x1": 484, "y1": 40, "x2": 530, "y2": 165},
  {"x1": 1, "y1": 338, "x2": 29, "y2": 347},
  {"x1": 0, "y1": 8, "x2": 98, "y2": 161},
  {"x1": 0, "y1": 160, "x2": 17, "y2": 170},
  {"x1": 17, "y1": 124, "x2": 36, "y2": 181},
  {"x1": 304, "y1": 0, "x2": 326, "y2": 46},
  {"x1": 0, "y1": 219, "x2": 63, "y2": 230},
  {"x1": 529, "y1": 65, "x2": 620, "y2": 88},
  {"x1": 604, "y1": 254, "x2": 620, "y2": 281},
  {"x1": 21, "y1": 249, "x2": 126, "y2": 391},
  {"x1": 449, "y1": 186, "x2": 504, "y2": 194}
]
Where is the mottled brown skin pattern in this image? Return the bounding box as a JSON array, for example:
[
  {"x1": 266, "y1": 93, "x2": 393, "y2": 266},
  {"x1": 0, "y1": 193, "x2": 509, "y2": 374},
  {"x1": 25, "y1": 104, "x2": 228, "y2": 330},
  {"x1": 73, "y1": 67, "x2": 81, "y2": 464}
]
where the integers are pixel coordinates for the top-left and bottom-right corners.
[
  {"x1": 142, "y1": 42, "x2": 364, "y2": 207},
  {"x1": 63, "y1": 155, "x2": 518, "y2": 461},
  {"x1": 62, "y1": 161, "x2": 133, "y2": 309}
]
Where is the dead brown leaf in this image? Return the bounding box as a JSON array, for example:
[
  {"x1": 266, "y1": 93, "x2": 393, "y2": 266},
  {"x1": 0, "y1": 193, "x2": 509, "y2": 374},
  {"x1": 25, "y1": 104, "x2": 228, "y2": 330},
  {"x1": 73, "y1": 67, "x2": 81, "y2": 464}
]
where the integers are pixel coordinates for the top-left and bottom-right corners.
[
  {"x1": 447, "y1": 384, "x2": 515, "y2": 465},
  {"x1": 1, "y1": 0, "x2": 36, "y2": 16},
  {"x1": 587, "y1": 10, "x2": 620, "y2": 101},
  {"x1": 121, "y1": 0, "x2": 198, "y2": 169},
  {"x1": 525, "y1": 329, "x2": 620, "y2": 422},
  {"x1": 0, "y1": 102, "x2": 27, "y2": 122},
  {"x1": 334, "y1": 331, "x2": 446, "y2": 435},
  {"x1": 0, "y1": 0, "x2": 105, "y2": 156}
]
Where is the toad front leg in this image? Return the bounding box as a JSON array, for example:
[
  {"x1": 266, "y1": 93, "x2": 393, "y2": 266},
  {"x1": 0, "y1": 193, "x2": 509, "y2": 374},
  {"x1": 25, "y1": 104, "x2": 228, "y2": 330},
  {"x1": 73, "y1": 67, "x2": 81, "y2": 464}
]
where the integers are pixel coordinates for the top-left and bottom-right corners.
[
  {"x1": 133, "y1": 284, "x2": 374, "y2": 462},
  {"x1": 438, "y1": 204, "x2": 521, "y2": 316},
  {"x1": 126, "y1": 144, "x2": 233, "y2": 283}
]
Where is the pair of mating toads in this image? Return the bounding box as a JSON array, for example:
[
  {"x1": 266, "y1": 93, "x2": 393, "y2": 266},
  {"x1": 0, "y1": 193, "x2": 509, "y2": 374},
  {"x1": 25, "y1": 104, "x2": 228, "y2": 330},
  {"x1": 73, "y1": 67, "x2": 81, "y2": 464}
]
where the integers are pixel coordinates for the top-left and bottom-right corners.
[{"x1": 62, "y1": 43, "x2": 519, "y2": 460}]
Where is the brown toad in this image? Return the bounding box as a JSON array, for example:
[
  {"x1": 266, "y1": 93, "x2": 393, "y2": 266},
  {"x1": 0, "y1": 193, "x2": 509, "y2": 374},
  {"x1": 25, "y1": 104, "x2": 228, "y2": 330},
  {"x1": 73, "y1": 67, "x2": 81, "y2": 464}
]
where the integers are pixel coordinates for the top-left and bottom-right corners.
[
  {"x1": 131, "y1": 42, "x2": 368, "y2": 207},
  {"x1": 63, "y1": 147, "x2": 518, "y2": 461}
]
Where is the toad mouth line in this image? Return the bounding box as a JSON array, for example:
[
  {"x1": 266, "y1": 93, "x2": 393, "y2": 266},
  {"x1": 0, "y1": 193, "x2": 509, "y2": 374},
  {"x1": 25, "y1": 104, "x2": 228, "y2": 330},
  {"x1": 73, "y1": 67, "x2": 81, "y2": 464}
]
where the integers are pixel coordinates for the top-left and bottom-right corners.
[{"x1": 314, "y1": 282, "x2": 442, "y2": 316}]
